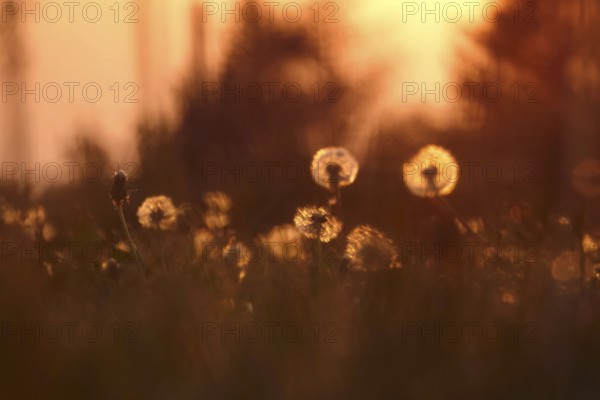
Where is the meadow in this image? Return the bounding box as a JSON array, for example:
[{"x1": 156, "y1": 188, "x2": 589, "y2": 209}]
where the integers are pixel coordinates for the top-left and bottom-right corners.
[{"x1": 1, "y1": 133, "x2": 599, "y2": 398}]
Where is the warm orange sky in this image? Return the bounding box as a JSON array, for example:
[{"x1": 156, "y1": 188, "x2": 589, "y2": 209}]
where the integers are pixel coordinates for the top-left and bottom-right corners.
[{"x1": 0, "y1": 0, "x2": 494, "y2": 169}]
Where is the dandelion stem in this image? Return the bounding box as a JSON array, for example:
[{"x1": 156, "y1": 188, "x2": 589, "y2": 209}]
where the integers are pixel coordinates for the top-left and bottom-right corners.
[
  {"x1": 156, "y1": 224, "x2": 169, "y2": 275},
  {"x1": 314, "y1": 233, "x2": 322, "y2": 296},
  {"x1": 573, "y1": 209, "x2": 586, "y2": 287},
  {"x1": 329, "y1": 183, "x2": 342, "y2": 219},
  {"x1": 432, "y1": 197, "x2": 482, "y2": 239},
  {"x1": 117, "y1": 205, "x2": 145, "y2": 281}
]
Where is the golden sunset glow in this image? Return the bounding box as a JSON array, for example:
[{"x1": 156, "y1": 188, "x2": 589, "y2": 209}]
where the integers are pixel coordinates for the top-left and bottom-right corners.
[{"x1": 0, "y1": 0, "x2": 495, "y2": 165}]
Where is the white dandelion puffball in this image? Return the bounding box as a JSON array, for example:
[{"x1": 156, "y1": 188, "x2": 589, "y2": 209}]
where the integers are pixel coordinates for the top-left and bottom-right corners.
[
  {"x1": 403, "y1": 145, "x2": 459, "y2": 198},
  {"x1": 293, "y1": 206, "x2": 342, "y2": 243},
  {"x1": 137, "y1": 195, "x2": 178, "y2": 230},
  {"x1": 345, "y1": 225, "x2": 401, "y2": 271},
  {"x1": 311, "y1": 147, "x2": 359, "y2": 189}
]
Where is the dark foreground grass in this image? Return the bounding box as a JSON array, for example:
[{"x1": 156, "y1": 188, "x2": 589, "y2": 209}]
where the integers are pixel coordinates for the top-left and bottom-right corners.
[{"x1": 1, "y1": 237, "x2": 599, "y2": 399}]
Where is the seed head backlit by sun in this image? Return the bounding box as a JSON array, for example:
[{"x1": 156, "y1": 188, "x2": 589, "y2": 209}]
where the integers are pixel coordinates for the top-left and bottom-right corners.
[
  {"x1": 202, "y1": 191, "x2": 232, "y2": 230},
  {"x1": 293, "y1": 206, "x2": 342, "y2": 243},
  {"x1": 345, "y1": 225, "x2": 401, "y2": 271},
  {"x1": 192, "y1": 228, "x2": 216, "y2": 261},
  {"x1": 203, "y1": 191, "x2": 232, "y2": 212},
  {"x1": 257, "y1": 224, "x2": 303, "y2": 262},
  {"x1": 311, "y1": 147, "x2": 359, "y2": 189},
  {"x1": 137, "y1": 195, "x2": 178, "y2": 230},
  {"x1": 403, "y1": 145, "x2": 459, "y2": 198}
]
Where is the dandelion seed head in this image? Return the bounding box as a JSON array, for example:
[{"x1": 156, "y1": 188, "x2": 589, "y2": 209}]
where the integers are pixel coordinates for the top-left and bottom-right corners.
[
  {"x1": 311, "y1": 147, "x2": 359, "y2": 189},
  {"x1": 137, "y1": 195, "x2": 177, "y2": 230},
  {"x1": 2, "y1": 204, "x2": 54, "y2": 240},
  {"x1": 260, "y1": 224, "x2": 301, "y2": 243},
  {"x1": 345, "y1": 225, "x2": 401, "y2": 271},
  {"x1": 404, "y1": 145, "x2": 459, "y2": 198},
  {"x1": 203, "y1": 191, "x2": 232, "y2": 212},
  {"x1": 41, "y1": 224, "x2": 57, "y2": 241},
  {"x1": 192, "y1": 228, "x2": 216, "y2": 261},
  {"x1": 222, "y1": 238, "x2": 252, "y2": 269},
  {"x1": 1, "y1": 207, "x2": 20, "y2": 225},
  {"x1": 257, "y1": 224, "x2": 302, "y2": 262},
  {"x1": 21, "y1": 206, "x2": 49, "y2": 239},
  {"x1": 204, "y1": 212, "x2": 230, "y2": 230},
  {"x1": 293, "y1": 206, "x2": 342, "y2": 243},
  {"x1": 202, "y1": 191, "x2": 232, "y2": 230},
  {"x1": 572, "y1": 159, "x2": 600, "y2": 197},
  {"x1": 583, "y1": 233, "x2": 600, "y2": 254},
  {"x1": 23, "y1": 206, "x2": 46, "y2": 227}
]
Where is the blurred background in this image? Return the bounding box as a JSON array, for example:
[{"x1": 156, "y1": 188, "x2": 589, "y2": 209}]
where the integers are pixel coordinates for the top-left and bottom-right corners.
[
  {"x1": 0, "y1": 0, "x2": 491, "y2": 162},
  {"x1": 2, "y1": 0, "x2": 593, "y2": 226},
  {"x1": 0, "y1": 0, "x2": 598, "y2": 217}
]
